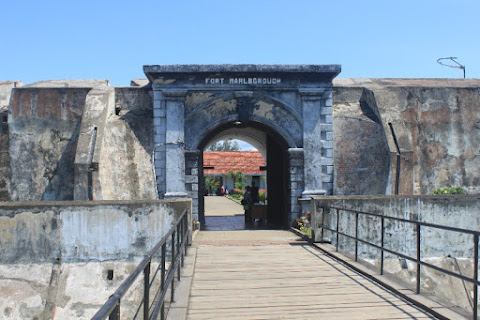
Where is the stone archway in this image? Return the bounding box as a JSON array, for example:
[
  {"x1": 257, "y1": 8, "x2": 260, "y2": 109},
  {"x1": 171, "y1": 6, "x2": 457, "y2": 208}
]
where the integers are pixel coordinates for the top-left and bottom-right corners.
[{"x1": 144, "y1": 64, "x2": 341, "y2": 227}]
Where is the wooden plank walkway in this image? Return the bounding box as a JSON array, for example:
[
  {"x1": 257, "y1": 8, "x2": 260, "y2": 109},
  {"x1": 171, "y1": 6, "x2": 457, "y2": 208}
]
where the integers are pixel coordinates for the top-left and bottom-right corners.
[{"x1": 186, "y1": 230, "x2": 438, "y2": 320}]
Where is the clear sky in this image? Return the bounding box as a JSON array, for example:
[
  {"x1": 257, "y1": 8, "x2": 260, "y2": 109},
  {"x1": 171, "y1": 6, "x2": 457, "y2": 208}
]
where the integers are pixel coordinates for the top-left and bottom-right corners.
[{"x1": 1, "y1": 0, "x2": 479, "y2": 86}]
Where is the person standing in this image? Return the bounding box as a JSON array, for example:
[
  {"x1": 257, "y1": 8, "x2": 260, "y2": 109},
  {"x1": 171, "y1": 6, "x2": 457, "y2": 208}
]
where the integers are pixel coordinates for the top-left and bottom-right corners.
[
  {"x1": 242, "y1": 186, "x2": 253, "y2": 223},
  {"x1": 251, "y1": 181, "x2": 259, "y2": 203}
]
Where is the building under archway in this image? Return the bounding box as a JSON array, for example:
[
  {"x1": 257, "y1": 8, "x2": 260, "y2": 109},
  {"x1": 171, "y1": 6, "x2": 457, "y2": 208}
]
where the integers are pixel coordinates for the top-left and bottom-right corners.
[{"x1": 144, "y1": 64, "x2": 340, "y2": 227}]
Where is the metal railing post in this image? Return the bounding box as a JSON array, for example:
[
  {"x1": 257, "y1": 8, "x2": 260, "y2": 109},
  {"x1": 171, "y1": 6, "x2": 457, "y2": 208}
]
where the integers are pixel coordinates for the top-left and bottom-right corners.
[
  {"x1": 161, "y1": 243, "x2": 166, "y2": 320},
  {"x1": 416, "y1": 224, "x2": 421, "y2": 294},
  {"x1": 181, "y1": 217, "x2": 185, "y2": 267},
  {"x1": 171, "y1": 231, "x2": 176, "y2": 302},
  {"x1": 474, "y1": 234, "x2": 478, "y2": 320},
  {"x1": 380, "y1": 217, "x2": 385, "y2": 275},
  {"x1": 109, "y1": 303, "x2": 120, "y2": 320},
  {"x1": 184, "y1": 215, "x2": 188, "y2": 256},
  {"x1": 143, "y1": 262, "x2": 151, "y2": 320},
  {"x1": 336, "y1": 209, "x2": 340, "y2": 252},
  {"x1": 355, "y1": 212, "x2": 359, "y2": 262},
  {"x1": 177, "y1": 224, "x2": 181, "y2": 281},
  {"x1": 320, "y1": 207, "x2": 325, "y2": 242}
]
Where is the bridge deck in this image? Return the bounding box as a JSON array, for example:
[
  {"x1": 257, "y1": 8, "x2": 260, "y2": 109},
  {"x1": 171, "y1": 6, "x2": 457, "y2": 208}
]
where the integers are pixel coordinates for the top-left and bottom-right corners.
[{"x1": 186, "y1": 229, "x2": 437, "y2": 320}]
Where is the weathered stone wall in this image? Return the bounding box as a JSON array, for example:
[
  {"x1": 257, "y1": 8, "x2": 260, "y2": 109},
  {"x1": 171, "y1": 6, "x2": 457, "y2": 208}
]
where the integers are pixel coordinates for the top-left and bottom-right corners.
[
  {"x1": 0, "y1": 199, "x2": 191, "y2": 263},
  {"x1": 0, "y1": 81, "x2": 22, "y2": 201},
  {"x1": 333, "y1": 79, "x2": 480, "y2": 195},
  {"x1": 8, "y1": 87, "x2": 90, "y2": 201},
  {"x1": 333, "y1": 88, "x2": 391, "y2": 195},
  {"x1": 2, "y1": 77, "x2": 480, "y2": 202},
  {"x1": 98, "y1": 87, "x2": 156, "y2": 200},
  {"x1": 312, "y1": 195, "x2": 480, "y2": 258},
  {"x1": 0, "y1": 199, "x2": 191, "y2": 319}
]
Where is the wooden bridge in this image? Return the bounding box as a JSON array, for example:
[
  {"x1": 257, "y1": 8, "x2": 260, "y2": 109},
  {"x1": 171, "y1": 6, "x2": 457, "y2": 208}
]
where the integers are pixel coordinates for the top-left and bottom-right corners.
[{"x1": 166, "y1": 197, "x2": 465, "y2": 320}]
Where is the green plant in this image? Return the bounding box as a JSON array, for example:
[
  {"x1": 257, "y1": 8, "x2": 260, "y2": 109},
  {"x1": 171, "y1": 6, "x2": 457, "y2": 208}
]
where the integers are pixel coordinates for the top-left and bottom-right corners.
[
  {"x1": 205, "y1": 176, "x2": 220, "y2": 195},
  {"x1": 258, "y1": 189, "x2": 266, "y2": 204},
  {"x1": 235, "y1": 181, "x2": 246, "y2": 190},
  {"x1": 433, "y1": 187, "x2": 467, "y2": 195},
  {"x1": 293, "y1": 216, "x2": 312, "y2": 236},
  {"x1": 228, "y1": 171, "x2": 245, "y2": 190}
]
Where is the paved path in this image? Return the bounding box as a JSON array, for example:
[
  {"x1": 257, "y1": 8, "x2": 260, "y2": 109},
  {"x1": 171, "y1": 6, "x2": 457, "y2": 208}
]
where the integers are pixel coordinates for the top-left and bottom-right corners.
[
  {"x1": 204, "y1": 196, "x2": 244, "y2": 216},
  {"x1": 186, "y1": 230, "x2": 440, "y2": 320}
]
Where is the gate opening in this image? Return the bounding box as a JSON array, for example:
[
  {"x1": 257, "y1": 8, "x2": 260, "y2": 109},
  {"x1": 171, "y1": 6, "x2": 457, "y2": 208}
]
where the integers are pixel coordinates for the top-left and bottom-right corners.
[{"x1": 198, "y1": 121, "x2": 289, "y2": 229}]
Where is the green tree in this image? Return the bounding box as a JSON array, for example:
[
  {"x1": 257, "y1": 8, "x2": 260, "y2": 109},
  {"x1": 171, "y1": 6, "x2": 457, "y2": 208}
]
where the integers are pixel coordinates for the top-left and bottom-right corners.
[
  {"x1": 205, "y1": 176, "x2": 219, "y2": 195},
  {"x1": 228, "y1": 171, "x2": 245, "y2": 190},
  {"x1": 207, "y1": 139, "x2": 240, "y2": 151}
]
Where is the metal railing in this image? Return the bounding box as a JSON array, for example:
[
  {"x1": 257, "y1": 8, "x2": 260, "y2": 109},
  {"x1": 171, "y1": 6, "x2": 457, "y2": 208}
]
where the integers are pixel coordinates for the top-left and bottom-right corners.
[
  {"x1": 314, "y1": 204, "x2": 479, "y2": 320},
  {"x1": 92, "y1": 209, "x2": 190, "y2": 320}
]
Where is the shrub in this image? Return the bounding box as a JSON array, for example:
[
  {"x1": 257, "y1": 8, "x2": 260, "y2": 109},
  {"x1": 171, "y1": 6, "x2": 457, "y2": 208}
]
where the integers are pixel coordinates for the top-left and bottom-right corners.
[
  {"x1": 258, "y1": 189, "x2": 266, "y2": 204},
  {"x1": 235, "y1": 181, "x2": 246, "y2": 190},
  {"x1": 233, "y1": 188, "x2": 244, "y2": 195},
  {"x1": 433, "y1": 187, "x2": 467, "y2": 195}
]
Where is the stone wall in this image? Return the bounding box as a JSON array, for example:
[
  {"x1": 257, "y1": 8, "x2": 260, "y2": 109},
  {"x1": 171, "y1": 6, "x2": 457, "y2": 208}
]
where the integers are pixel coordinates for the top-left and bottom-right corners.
[
  {"x1": 0, "y1": 199, "x2": 191, "y2": 263},
  {"x1": 333, "y1": 88, "x2": 391, "y2": 195},
  {"x1": 0, "y1": 199, "x2": 191, "y2": 319},
  {"x1": 98, "y1": 87, "x2": 156, "y2": 200},
  {"x1": 2, "y1": 77, "x2": 480, "y2": 202},
  {"x1": 8, "y1": 87, "x2": 90, "y2": 201},
  {"x1": 333, "y1": 79, "x2": 480, "y2": 195},
  {"x1": 0, "y1": 81, "x2": 21, "y2": 201},
  {"x1": 311, "y1": 195, "x2": 480, "y2": 258}
]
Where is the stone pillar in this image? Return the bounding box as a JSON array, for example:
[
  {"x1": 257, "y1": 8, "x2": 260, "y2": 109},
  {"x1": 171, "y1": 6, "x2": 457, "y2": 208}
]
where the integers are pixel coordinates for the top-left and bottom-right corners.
[
  {"x1": 321, "y1": 90, "x2": 334, "y2": 195},
  {"x1": 152, "y1": 88, "x2": 188, "y2": 198},
  {"x1": 299, "y1": 88, "x2": 334, "y2": 197},
  {"x1": 185, "y1": 149, "x2": 201, "y2": 223},
  {"x1": 164, "y1": 90, "x2": 188, "y2": 198},
  {"x1": 152, "y1": 88, "x2": 166, "y2": 198},
  {"x1": 288, "y1": 148, "x2": 304, "y2": 221}
]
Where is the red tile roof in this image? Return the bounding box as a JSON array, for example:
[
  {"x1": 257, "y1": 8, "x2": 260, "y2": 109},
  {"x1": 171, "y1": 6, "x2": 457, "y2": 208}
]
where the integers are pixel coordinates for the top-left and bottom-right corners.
[{"x1": 204, "y1": 151, "x2": 265, "y2": 175}]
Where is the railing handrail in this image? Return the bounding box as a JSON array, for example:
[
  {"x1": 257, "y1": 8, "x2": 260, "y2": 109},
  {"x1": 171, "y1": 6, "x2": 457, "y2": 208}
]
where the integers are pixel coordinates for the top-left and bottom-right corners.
[
  {"x1": 92, "y1": 208, "x2": 189, "y2": 320},
  {"x1": 313, "y1": 202, "x2": 479, "y2": 320},
  {"x1": 323, "y1": 205, "x2": 480, "y2": 236}
]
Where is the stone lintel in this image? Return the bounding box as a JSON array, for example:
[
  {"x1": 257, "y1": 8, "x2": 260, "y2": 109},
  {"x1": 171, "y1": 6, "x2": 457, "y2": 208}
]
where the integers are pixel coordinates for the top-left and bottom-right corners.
[
  {"x1": 185, "y1": 148, "x2": 201, "y2": 155},
  {"x1": 301, "y1": 189, "x2": 327, "y2": 199},
  {"x1": 164, "y1": 192, "x2": 189, "y2": 199},
  {"x1": 288, "y1": 148, "x2": 303, "y2": 155},
  {"x1": 144, "y1": 64, "x2": 341, "y2": 75},
  {"x1": 162, "y1": 90, "x2": 188, "y2": 99},
  {"x1": 233, "y1": 91, "x2": 254, "y2": 98}
]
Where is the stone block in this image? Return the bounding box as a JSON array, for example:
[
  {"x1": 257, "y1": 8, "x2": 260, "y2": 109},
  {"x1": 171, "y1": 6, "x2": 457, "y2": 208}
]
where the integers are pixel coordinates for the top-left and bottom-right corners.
[
  {"x1": 322, "y1": 141, "x2": 334, "y2": 149},
  {"x1": 290, "y1": 158, "x2": 303, "y2": 166},
  {"x1": 326, "y1": 131, "x2": 333, "y2": 141},
  {"x1": 322, "y1": 157, "x2": 334, "y2": 166},
  {"x1": 154, "y1": 134, "x2": 166, "y2": 145},
  {"x1": 320, "y1": 106, "x2": 332, "y2": 115},
  {"x1": 322, "y1": 174, "x2": 333, "y2": 182},
  {"x1": 154, "y1": 122, "x2": 166, "y2": 135},
  {"x1": 153, "y1": 108, "x2": 166, "y2": 118},
  {"x1": 185, "y1": 175, "x2": 198, "y2": 184},
  {"x1": 321, "y1": 149, "x2": 333, "y2": 158},
  {"x1": 320, "y1": 124, "x2": 333, "y2": 132},
  {"x1": 323, "y1": 182, "x2": 333, "y2": 193}
]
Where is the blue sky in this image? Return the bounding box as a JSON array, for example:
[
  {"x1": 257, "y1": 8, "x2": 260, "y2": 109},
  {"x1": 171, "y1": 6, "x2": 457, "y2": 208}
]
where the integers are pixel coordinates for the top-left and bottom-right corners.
[{"x1": 1, "y1": 0, "x2": 479, "y2": 86}]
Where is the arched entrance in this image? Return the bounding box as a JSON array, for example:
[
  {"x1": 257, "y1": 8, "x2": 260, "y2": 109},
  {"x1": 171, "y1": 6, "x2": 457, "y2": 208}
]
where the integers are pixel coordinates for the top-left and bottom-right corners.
[
  {"x1": 144, "y1": 64, "x2": 341, "y2": 228},
  {"x1": 198, "y1": 121, "x2": 290, "y2": 227}
]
